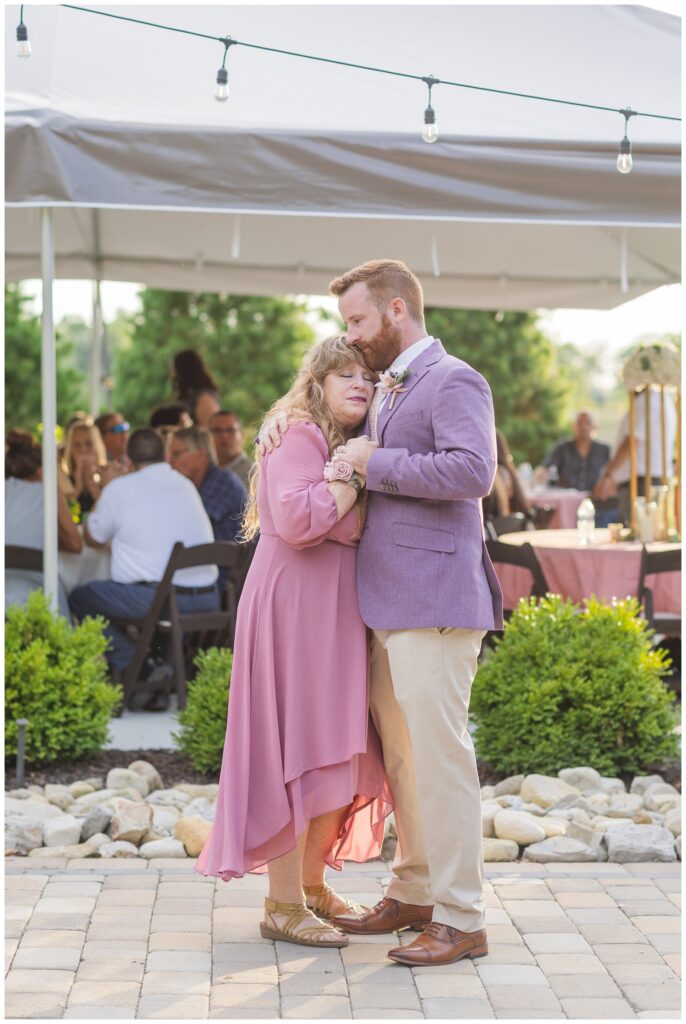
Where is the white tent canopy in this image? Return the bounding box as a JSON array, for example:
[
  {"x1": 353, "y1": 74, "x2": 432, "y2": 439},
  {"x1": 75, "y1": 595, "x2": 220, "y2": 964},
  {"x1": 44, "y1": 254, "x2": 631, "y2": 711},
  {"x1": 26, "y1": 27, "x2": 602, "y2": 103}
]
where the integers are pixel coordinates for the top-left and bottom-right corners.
[{"x1": 5, "y1": 3, "x2": 681, "y2": 311}]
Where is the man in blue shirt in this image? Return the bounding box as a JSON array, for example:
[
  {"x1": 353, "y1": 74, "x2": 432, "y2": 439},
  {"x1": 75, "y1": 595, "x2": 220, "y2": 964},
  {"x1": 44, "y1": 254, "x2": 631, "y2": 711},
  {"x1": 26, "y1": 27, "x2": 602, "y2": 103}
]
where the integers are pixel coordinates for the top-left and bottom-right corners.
[
  {"x1": 543, "y1": 411, "x2": 610, "y2": 491},
  {"x1": 167, "y1": 426, "x2": 246, "y2": 543}
]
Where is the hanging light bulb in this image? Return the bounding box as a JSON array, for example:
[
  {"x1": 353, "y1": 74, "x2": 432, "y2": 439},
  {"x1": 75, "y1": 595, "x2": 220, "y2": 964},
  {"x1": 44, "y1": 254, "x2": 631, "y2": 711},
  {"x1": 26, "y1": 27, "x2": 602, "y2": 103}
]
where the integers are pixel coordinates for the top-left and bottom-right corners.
[
  {"x1": 616, "y1": 107, "x2": 636, "y2": 174},
  {"x1": 16, "y1": 14, "x2": 31, "y2": 58},
  {"x1": 423, "y1": 105, "x2": 438, "y2": 144},
  {"x1": 214, "y1": 37, "x2": 234, "y2": 102},
  {"x1": 421, "y1": 75, "x2": 440, "y2": 144},
  {"x1": 215, "y1": 67, "x2": 229, "y2": 102},
  {"x1": 616, "y1": 136, "x2": 632, "y2": 174}
]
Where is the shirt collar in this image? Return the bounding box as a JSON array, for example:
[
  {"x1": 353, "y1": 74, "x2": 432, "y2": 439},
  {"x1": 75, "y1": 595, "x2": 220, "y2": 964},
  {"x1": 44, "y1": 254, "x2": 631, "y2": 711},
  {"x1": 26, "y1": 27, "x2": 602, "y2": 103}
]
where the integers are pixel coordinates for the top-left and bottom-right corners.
[{"x1": 387, "y1": 335, "x2": 435, "y2": 374}]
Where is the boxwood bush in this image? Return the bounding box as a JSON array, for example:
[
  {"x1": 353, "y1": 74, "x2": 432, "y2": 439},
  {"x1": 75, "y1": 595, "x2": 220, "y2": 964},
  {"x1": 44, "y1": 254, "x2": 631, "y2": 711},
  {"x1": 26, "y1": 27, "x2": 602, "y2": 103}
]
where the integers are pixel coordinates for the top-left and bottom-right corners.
[
  {"x1": 471, "y1": 594, "x2": 679, "y2": 777},
  {"x1": 5, "y1": 590, "x2": 121, "y2": 766},
  {"x1": 173, "y1": 647, "x2": 232, "y2": 773}
]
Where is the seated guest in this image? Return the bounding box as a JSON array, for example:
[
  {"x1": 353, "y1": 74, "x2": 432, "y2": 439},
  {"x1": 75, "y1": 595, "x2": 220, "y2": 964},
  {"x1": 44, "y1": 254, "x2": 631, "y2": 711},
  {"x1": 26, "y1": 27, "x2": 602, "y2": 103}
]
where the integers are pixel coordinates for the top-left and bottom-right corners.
[
  {"x1": 483, "y1": 429, "x2": 532, "y2": 520},
  {"x1": 149, "y1": 403, "x2": 194, "y2": 447},
  {"x1": 167, "y1": 426, "x2": 246, "y2": 543},
  {"x1": 69, "y1": 428, "x2": 220, "y2": 699},
  {"x1": 95, "y1": 412, "x2": 130, "y2": 468},
  {"x1": 5, "y1": 429, "x2": 82, "y2": 617},
  {"x1": 59, "y1": 418, "x2": 108, "y2": 516},
  {"x1": 541, "y1": 411, "x2": 610, "y2": 490},
  {"x1": 209, "y1": 410, "x2": 253, "y2": 488},
  {"x1": 171, "y1": 349, "x2": 221, "y2": 428}
]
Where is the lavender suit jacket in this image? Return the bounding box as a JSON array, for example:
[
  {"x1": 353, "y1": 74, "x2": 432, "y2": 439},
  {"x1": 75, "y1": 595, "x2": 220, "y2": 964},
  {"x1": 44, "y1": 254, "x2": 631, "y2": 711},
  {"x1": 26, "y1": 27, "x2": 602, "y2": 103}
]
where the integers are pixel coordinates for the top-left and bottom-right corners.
[{"x1": 360, "y1": 340, "x2": 503, "y2": 631}]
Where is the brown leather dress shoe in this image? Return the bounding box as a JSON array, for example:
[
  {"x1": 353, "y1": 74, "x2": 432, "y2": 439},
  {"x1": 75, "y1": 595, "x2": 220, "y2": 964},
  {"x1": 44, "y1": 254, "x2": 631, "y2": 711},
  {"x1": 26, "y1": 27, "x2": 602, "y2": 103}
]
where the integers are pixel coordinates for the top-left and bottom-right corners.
[
  {"x1": 387, "y1": 922, "x2": 488, "y2": 966},
  {"x1": 331, "y1": 896, "x2": 433, "y2": 935}
]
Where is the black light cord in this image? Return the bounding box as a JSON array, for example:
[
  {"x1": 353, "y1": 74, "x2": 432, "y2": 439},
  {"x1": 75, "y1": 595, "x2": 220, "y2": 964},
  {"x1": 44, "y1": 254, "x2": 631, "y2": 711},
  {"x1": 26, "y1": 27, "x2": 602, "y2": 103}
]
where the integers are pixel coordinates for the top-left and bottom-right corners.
[{"x1": 57, "y1": 3, "x2": 679, "y2": 125}]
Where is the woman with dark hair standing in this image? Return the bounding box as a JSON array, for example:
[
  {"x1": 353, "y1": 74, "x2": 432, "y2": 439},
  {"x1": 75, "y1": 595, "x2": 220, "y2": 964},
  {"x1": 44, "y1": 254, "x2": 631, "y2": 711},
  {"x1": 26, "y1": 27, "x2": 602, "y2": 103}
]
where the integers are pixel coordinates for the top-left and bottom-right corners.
[
  {"x1": 5, "y1": 429, "x2": 82, "y2": 615},
  {"x1": 172, "y1": 349, "x2": 221, "y2": 428},
  {"x1": 483, "y1": 429, "x2": 532, "y2": 520}
]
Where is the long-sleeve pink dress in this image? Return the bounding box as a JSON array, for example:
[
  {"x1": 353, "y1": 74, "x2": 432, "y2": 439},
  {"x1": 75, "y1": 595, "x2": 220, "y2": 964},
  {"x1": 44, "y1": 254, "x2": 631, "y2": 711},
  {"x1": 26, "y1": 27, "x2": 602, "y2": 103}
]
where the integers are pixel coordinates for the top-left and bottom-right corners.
[{"x1": 195, "y1": 421, "x2": 392, "y2": 880}]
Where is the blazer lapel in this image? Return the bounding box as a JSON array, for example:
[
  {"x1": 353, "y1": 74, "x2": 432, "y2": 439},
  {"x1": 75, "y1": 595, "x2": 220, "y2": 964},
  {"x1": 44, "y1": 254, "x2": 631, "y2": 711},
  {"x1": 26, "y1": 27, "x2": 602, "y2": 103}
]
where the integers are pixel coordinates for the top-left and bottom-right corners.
[{"x1": 378, "y1": 340, "x2": 445, "y2": 444}]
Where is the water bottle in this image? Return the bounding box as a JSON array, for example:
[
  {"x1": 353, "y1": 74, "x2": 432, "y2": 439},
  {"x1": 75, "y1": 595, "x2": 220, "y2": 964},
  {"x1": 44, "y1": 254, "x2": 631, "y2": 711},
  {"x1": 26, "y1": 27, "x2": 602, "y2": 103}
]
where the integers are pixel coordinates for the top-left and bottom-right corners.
[
  {"x1": 519, "y1": 462, "x2": 533, "y2": 488},
  {"x1": 576, "y1": 497, "x2": 595, "y2": 545}
]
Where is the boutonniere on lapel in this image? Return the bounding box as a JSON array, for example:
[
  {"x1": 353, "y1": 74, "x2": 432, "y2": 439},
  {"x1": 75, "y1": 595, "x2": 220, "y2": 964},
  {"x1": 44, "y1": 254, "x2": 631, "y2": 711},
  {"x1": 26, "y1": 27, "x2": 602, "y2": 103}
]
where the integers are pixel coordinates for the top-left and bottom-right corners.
[{"x1": 376, "y1": 367, "x2": 411, "y2": 410}]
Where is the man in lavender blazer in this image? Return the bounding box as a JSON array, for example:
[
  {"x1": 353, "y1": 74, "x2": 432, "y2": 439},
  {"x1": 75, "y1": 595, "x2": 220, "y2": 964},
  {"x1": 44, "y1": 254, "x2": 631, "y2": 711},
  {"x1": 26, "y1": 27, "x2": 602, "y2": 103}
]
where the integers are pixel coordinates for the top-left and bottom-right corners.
[{"x1": 329, "y1": 259, "x2": 502, "y2": 967}]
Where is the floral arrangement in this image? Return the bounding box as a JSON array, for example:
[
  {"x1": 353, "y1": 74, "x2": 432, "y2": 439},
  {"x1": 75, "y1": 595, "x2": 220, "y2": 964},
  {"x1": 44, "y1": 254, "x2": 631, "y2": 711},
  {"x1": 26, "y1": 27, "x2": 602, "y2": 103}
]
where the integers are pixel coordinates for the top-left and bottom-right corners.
[
  {"x1": 376, "y1": 367, "x2": 411, "y2": 409},
  {"x1": 323, "y1": 459, "x2": 354, "y2": 482},
  {"x1": 622, "y1": 341, "x2": 681, "y2": 391},
  {"x1": 68, "y1": 498, "x2": 82, "y2": 525}
]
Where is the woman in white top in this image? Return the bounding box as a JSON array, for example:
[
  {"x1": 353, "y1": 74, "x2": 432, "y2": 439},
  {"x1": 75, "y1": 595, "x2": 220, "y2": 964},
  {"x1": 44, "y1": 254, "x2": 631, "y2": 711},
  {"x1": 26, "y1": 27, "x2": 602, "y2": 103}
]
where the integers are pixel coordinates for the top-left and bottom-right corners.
[{"x1": 5, "y1": 429, "x2": 82, "y2": 617}]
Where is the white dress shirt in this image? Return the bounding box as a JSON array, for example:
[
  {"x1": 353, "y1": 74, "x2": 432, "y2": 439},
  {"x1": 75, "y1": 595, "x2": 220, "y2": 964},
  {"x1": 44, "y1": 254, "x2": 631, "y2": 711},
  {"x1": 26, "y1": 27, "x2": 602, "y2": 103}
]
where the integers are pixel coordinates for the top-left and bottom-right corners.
[
  {"x1": 378, "y1": 335, "x2": 436, "y2": 412},
  {"x1": 88, "y1": 462, "x2": 218, "y2": 586}
]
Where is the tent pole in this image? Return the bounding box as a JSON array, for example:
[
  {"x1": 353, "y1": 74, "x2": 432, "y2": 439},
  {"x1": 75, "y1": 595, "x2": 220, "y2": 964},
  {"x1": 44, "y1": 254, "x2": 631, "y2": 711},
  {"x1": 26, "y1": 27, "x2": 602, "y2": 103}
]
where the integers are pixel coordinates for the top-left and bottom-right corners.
[
  {"x1": 90, "y1": 210, "x2": 103, "y2": 416},
  {"x1": 90, "y1": 278, "x2": 103, "y2": 416},
  {"x1": 40, "y1": 207, "x2": 59, "y2": 613}
]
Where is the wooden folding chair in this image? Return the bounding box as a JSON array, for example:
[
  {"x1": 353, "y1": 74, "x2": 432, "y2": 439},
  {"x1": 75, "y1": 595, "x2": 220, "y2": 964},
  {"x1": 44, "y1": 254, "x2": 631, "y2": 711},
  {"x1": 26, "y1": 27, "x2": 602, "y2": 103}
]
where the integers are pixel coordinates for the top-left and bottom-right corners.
[
  {"x1": 487, "y1": 538, "x2": 550, "y2": 611},
  {"x1": 5, "y1": 545, "x2": 44, "y2": 572},
  {"x1": 117, "y1": 540, "x2": 245, "y2": 710},
  {"x1": 638, "y1": 545, "x2": 681, "y2": 638},
  {"x1": 484, "y1": 538, "x2": 551, "y2": 647},
  {"x1": 491, "y1": 512, "x2": 533, "y2": 536}
]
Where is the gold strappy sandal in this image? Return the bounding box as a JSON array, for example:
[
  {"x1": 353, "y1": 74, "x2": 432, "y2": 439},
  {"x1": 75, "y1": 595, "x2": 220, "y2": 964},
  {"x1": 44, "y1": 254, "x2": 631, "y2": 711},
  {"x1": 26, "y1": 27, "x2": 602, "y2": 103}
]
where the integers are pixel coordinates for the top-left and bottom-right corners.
[
  {"x1": 303, "y1": 882, "x2": 369, "y2": 921},
  {"x1": 259, "y1": 897, "x2": 348, "y2": 948}
]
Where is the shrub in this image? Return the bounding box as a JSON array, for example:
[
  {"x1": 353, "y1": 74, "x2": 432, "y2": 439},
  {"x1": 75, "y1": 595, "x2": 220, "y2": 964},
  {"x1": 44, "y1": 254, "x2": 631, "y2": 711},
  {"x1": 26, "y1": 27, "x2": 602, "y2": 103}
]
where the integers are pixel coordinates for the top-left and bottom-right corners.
[
  {"x1": 471, "y1": 594, "x2": 679, "y2": 777},
  {"x1": 5, "y1": 590, "x2": 121, "y2": 766},
  {"x1": 173, "y1": 647, "x2": 232, "y2": 773}
]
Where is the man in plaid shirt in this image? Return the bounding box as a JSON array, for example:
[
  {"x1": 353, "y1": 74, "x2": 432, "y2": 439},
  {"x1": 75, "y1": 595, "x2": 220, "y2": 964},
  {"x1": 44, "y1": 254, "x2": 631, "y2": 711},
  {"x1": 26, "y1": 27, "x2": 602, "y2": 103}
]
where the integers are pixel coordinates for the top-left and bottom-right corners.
[{"x1": 168, "y1": 426, "x2": 246, "y2": 543}]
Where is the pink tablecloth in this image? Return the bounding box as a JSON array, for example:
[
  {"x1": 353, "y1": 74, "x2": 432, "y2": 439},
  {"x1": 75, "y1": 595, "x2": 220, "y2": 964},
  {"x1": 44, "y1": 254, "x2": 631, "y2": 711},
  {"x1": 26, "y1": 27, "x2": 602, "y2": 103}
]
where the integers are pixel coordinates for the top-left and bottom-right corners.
[
  {"x1": 495, "y1": 529, "x2": 680, "y2": 614},
  {"x1": 527, "y1": 489, "x2": 588, "y2": 529}
]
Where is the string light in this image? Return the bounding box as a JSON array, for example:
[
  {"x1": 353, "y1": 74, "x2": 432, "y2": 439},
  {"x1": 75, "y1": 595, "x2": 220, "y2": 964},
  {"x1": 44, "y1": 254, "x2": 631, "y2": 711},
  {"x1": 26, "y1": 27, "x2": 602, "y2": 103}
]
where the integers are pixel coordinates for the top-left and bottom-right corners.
[
  {"x1": 44, "y1": 4, "x2": 681, "y2": 175},
  {"x1": 16, "y1": 6, "x2": 31, "y2": 58},
  {"x1": 617, "y1": 107, "x2": 636, "y2": 174},
  {"x1": 422, "y1": 76, "x2": 439, "y2": 144},
  {"x1": 214, "y1": 37, "x2": 234, "y2": 102}
]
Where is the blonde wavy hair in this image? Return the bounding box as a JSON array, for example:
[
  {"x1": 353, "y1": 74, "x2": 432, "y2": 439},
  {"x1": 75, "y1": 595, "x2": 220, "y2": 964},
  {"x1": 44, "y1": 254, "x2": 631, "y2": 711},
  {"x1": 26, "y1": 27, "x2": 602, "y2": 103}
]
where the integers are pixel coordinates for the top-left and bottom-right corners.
[
  {"x1": 59, "y1": 419, "x2": 107, "y2": 491},
  {"x1": 241, "y1": 335, "x2": 375, "y2": 541}
]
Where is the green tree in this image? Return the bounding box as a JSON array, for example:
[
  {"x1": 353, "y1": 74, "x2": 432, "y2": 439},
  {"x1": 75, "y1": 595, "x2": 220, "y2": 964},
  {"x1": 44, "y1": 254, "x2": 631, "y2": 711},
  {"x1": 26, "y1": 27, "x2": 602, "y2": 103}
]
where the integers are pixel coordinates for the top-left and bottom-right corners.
[
  {"x1": 424, "y1": 309, "x2": 568, "y2": 465},
  {"x1": 4, "y1": 285, "x2": 87, "y2": 432},
  {"x1": 113, "y1": 290, "x2": 315, "y2": 434}
]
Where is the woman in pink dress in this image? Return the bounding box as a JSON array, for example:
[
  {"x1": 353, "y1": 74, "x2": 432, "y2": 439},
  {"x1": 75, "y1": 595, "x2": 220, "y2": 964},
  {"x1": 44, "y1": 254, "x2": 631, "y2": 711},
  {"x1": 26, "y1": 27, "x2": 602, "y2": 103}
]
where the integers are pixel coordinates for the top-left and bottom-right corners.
[{"x1": 196, "y1": 336, "x2": 393, "y2": 948}]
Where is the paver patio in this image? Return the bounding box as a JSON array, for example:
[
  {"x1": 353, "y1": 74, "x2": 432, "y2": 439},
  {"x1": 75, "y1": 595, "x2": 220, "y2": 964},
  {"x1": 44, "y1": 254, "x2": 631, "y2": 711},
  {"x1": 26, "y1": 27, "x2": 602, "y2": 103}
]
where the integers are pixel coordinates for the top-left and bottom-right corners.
[{"x1": 5, "y1": 857, "x2": 681, "y2": 1019}]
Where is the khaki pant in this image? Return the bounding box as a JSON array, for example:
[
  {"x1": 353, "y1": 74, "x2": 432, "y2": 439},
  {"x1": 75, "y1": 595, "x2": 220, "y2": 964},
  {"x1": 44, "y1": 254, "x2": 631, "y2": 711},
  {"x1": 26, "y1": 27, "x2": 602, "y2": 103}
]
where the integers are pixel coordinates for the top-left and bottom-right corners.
[{"x1": 371, "y1": 627, "x2": 486, "y2": 932}]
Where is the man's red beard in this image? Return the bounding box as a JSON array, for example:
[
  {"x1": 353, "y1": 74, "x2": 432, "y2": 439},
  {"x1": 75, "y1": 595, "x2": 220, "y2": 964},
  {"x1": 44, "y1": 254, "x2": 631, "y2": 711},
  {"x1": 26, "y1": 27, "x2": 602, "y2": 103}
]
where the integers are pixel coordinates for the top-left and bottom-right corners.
[{"x1": 359, "y1": 314, "x2": 403, "y2": 371}]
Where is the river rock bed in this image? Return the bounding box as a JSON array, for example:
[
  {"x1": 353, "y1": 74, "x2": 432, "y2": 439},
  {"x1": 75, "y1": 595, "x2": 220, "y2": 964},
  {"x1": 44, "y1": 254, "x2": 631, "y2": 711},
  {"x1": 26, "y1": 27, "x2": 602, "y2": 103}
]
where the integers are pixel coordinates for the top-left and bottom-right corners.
[{"x1": 4, "y1": 758, "x2": 682, "y2": 862}]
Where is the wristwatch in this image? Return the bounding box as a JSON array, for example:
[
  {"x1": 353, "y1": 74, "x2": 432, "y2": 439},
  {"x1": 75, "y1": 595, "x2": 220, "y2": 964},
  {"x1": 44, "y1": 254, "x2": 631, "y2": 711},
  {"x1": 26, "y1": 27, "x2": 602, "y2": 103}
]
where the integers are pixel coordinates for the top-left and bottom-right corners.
[{"x1": 348, "y1": 471, "x2": 366, "y2": 494}]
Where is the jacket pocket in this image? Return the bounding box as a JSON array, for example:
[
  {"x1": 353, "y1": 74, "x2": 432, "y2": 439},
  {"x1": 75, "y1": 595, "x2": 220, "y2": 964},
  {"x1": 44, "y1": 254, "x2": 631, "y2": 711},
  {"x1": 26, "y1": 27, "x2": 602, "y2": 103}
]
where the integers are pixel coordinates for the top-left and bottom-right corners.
[
  {"x1": 393, "y1": 523, "x2": 456, "y2": 553},
  {"x1": 392, "y1": 410, "x2": 425, "y2": 426}
]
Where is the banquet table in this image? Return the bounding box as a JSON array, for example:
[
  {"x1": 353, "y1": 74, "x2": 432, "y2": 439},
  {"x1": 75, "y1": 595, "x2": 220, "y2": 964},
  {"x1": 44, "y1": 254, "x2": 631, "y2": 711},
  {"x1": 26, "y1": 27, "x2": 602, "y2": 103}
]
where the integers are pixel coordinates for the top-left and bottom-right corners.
[
  {"x1": 58, "y1": 544, "x2": 111, "y2": 596},
  {"x1": 527, "y1": 488, "x2": 588, "y2": 529},
  {"x1": 495, "y1": 528, "x2": 681, "y2": 615}
]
